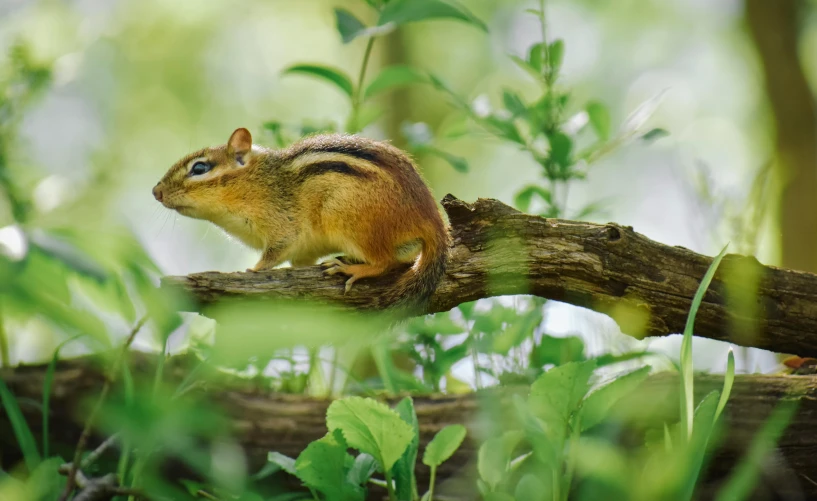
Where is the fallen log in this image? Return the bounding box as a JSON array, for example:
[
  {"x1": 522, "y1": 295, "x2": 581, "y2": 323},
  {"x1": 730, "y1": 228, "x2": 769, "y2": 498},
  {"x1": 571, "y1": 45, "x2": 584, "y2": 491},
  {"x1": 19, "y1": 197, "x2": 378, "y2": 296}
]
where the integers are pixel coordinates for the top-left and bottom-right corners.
[
  {"x1": 1, "y1": 354, "x2": 814, "y2": 500},
  {"x1": 162, "y1": 195, "x2": 817, "y2": 358}
]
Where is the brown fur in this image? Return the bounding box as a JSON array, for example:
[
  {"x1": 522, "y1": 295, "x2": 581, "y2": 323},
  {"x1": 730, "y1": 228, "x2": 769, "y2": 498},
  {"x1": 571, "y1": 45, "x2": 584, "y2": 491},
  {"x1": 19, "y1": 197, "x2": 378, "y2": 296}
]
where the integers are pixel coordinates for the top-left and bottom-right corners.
[{"x1": 153, "y1": 129, "x2": 449, "y2": 309}]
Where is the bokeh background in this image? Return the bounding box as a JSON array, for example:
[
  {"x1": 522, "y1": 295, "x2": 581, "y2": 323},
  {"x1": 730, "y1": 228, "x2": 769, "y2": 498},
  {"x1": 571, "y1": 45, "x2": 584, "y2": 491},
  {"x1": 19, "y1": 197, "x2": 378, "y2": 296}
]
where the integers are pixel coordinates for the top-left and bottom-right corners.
[{"x1": 2, "y1": 0, "x2": 815, "y2": 376}]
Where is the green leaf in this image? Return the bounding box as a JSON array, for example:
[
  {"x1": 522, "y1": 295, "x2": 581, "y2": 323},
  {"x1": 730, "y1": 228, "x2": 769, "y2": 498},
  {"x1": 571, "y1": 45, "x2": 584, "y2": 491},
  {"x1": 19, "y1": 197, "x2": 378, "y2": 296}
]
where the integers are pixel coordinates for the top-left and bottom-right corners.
[
  {"x1": 477, "y1": 430, "x2": 524, "y2": 490},
  {"x1": 510, "y1": 55, "x2": 546, "y2": 83},
  {"x1": 421, "y1": 146, "x2": 469, "y2": 173},
  {"x1": 378, "y1": 0, "x2": 487, "y2": 31},
  {"x1": 25, "y1": 457, "x2": 65, "y2": 500},
  {"x1": 423, "y1": 424, "x2": 467, "y2": 467},
  {"x1": 715, "y1": 349, "x2": 735, "y2": 422},
  {"x1": 364, "y1": 65, "x2": 428, "y2": 99},
  {"x1": 547, "y1": 132, "x2": 572, "y2": 168},
  {"x1": 514, "y1": 185, "x2": 553, "y2": 213},
  {"x1": 547, "y1": 39, "x2": 564, "y2": 78},
  {"x1": 492, "y1": 307, "x2": 543, "y2": 355},
  {"x1": 580, "y1": 366, "x2": 651, "y2": 431},
  {"x1": 335, "y1": 8, "x2": 369, "y2": 43},
  {"x1": 586, "y1": 101, "x2": 611, "y2": 141},
  {"x1": 282, "y1": 65, "x2": 354, "y2": 97},
  {"x1": 679, "y1": 391, "x2": 721, "y2": 500},
  {"x1": 393, "y1": 397, "x2": 419, "y2": 501},
  {"x1": 0, "y1": 378, "x2": 41, "y2": 471},
  {"x1": 268, "y1": 451, "x2": 298, "y2": 476},
  {"x1": 680, "y1": 245, "x2": 728, "y2": 439},
  {"x1": 483, "y1": 116, "x2": 524, "y2": 144},
  {"x1": 326, "y1": 396, "x2": 414, "y2": 472},
  {"x1": 528, "y1": 42, "x2": 545, "y2": 72},
  {"x1": 641, "y1": 127, "x2": 670, "y2": 142},
  {"x1": 514, "y1": 473, "x2": 548, "y2": 501},
  {"x1": 295, "y1": 430, "x2": 364, "y2": 501},
  {"x1": 512, "y1": 395, "x2": 558, "y2": 468},
  {"x1": 502, "y1": 89, "x2": 527, "y2": 118},
  {"x1": 347, "y1": 454, "x2": 378, "y2": 487},
  {"x1": 530, "y1": 335, "x2": 585, "y2": 367},
  {"x1": 529, "y1": 360, "x2": 596, "y2": 431}
]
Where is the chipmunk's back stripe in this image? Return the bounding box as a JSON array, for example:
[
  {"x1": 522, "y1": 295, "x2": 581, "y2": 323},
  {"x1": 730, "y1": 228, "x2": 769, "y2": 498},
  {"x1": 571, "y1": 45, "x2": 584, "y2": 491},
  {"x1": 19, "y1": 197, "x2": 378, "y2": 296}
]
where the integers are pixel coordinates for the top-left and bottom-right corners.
[
  {"x1": 297, "y1": 161, "x2": 372, "y2": 181},
  {"x1": 298, "y1": 144, "x2": 380, "y2": 163}
]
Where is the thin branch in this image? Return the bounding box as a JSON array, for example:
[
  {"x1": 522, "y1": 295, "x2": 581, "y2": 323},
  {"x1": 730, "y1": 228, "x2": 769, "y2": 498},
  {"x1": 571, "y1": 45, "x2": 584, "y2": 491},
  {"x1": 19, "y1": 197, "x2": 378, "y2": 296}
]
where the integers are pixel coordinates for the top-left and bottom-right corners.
[{"x1": 58, "y1": 316, "x2": 148, "y2": 501}]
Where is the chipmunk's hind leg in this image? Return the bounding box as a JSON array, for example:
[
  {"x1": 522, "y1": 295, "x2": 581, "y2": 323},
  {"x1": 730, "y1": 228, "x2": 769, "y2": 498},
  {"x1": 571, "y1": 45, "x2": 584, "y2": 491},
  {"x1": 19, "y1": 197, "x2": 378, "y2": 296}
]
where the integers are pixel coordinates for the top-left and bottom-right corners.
[{"x1": 323, "y1": 260, "x2": 392, "y2": 293}]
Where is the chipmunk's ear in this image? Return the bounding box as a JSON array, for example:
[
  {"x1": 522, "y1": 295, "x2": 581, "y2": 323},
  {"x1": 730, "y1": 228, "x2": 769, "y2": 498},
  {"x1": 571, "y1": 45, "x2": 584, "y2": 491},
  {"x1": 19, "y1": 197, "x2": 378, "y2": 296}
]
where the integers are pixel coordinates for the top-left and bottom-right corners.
[{"x1": 227, "y1": 128, "x2": 252, "y2": 165}]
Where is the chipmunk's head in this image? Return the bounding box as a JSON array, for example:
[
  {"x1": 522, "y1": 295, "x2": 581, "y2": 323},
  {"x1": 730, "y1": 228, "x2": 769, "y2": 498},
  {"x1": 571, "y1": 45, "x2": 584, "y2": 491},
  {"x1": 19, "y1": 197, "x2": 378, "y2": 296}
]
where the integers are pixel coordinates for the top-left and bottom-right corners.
[{"x1": 153, "y1": 128, "x2": 262, "y2": 221}]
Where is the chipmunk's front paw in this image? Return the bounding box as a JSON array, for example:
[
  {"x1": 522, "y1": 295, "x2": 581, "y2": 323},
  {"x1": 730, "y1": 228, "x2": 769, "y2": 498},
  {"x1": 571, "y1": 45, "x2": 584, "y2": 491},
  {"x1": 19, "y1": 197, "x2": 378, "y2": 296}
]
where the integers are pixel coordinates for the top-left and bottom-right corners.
[{"x1": 321, "y1": 260, "x2": 358, "y2": 293}]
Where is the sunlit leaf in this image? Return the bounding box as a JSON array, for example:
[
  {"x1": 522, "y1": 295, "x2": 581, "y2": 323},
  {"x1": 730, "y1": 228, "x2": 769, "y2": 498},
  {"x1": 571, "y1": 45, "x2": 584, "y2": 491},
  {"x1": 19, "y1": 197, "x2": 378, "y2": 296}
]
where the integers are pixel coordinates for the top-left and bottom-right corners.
[
  {"x1": 378, "y1": 0, "x2": 487, "y2": 31},
  {"x1": 423, "y1": 424, "x2": 467, "y2": 467},
  {"x1": 364, "y1": 65, "x2": 428, "y2": 99},
  {"x1": 326, "y1": 396, "x2": 414, "y2": 472},
  {"x1": 529, "y1": 360, "x2": 596, "y2": 431},
  {"x1": 282, "y1": 65, "x2": 354, "y2": 97},
  {"x1": 586, "y1": 101, "x2": 611, "y2": 141}
]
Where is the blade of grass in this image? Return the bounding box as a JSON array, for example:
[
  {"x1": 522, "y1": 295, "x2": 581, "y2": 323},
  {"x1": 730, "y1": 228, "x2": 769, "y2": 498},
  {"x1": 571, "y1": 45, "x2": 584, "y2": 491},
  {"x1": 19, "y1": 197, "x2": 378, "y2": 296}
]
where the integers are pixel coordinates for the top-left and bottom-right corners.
[
  {"x1": 0, "y1": 377, "x2": 41, "y2": 471},
  {"x1": 0, "y1": 379, "x2": 42, "y2": 472},
  {"x1": 680, "y1": 244, "x2": 729, "y2": 440},
  {"x1": 42, "y1": 334, "x2": 83, "y2": 458},
  {"x1": 714, "y1": 348, "x2": 735, "y2": 422}
]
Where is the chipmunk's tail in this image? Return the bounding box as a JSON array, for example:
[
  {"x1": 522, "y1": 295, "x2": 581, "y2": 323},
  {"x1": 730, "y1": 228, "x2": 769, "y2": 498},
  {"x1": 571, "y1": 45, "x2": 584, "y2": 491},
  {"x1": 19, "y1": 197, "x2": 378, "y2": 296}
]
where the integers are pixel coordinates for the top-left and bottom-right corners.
[{"x1": 385, "y1": 227, "x2": 449, "y2": 313}]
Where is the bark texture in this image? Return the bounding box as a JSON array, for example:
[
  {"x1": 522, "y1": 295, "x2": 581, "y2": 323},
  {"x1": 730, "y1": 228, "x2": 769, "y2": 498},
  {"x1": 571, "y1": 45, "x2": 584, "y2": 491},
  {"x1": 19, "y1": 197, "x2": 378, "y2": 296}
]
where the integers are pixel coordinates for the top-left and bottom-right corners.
[
  {"x1": 0, "y1": 354, "x2": 815, "y2": 500},
  {"x1": 162, "y1": 195, "x2": 817, "y2": 357}
]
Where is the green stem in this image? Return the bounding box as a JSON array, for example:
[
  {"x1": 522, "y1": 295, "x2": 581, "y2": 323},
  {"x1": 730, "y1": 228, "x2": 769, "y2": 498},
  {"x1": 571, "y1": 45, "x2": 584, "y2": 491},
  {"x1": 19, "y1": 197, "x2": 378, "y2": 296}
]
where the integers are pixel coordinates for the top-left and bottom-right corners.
[
  {"x1": 350, "y1": 37, "x2": 376, "y2": 133},
  {"x1": 328, "y1": 347, "x2": 339, "y2": 397},
  {"x1": 539, "y1": 0, "x2": 548, "y2": 79},
  {"x1": 562, "y1": 422, "x2": 581, "y2": 501},
  {"x1": 384, "y1": 468, "x2": 397, "y2": 501},
  {"x1": 427, "y1": 466, "x2": 437, "y2": 501}
]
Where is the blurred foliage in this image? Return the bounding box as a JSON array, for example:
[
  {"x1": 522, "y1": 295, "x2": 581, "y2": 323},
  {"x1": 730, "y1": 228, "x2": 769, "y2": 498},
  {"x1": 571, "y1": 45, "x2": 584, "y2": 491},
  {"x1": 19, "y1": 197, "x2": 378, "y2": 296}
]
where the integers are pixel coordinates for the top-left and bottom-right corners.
[{"x1": 0, "y1": 0, "x2": 804, "y2": 500}]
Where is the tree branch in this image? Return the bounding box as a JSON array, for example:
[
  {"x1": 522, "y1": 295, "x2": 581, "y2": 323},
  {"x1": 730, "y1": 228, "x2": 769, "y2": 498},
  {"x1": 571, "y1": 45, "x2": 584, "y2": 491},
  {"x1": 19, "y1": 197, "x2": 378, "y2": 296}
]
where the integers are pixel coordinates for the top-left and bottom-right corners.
[{"x1": 161, "y1": 195, "x2": 817, "y2": 357}]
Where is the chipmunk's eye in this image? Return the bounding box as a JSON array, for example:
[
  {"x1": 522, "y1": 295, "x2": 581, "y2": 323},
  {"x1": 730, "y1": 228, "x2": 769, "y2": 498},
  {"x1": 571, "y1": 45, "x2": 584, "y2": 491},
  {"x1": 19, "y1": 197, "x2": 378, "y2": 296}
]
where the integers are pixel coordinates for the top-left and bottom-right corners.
[{"x1": 190, "y1": 161, "x2": 211, "y2": 176}]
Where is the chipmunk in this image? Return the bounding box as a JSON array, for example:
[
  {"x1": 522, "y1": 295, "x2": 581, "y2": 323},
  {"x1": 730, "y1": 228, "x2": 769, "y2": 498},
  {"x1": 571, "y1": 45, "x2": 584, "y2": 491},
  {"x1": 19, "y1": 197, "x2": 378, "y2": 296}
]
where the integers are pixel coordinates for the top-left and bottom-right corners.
[{"x1": 152, "y1": 128, "x2": 449, "y2": 309}]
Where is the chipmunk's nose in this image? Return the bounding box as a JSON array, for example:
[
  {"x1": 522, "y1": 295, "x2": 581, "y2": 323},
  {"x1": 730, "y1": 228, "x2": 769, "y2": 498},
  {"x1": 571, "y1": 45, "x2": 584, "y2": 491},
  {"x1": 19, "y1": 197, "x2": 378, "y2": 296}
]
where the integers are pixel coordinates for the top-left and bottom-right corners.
[{"x1": 152, "y1": 185, "x2": 163, "y2": 202}]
